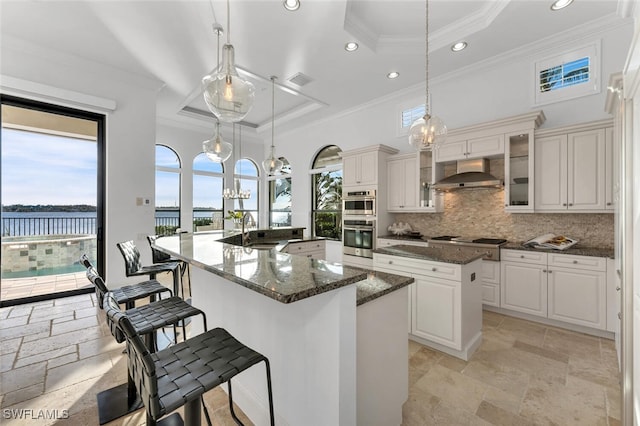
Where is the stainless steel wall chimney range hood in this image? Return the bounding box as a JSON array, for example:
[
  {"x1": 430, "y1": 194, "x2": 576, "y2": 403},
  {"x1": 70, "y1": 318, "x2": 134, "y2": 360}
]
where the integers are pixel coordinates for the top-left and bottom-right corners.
[{"x1": 433, "y1": 158, "x2": 503, "y2": 191}]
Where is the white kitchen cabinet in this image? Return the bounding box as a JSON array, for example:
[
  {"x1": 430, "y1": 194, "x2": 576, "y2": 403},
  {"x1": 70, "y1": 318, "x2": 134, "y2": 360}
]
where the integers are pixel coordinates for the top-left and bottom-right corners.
[
  {"x1": 412, "y1": 275, "x2": 460, "y2": 348},
  {"x1": 501, "y1": 249, "x2": 609, "y2": 330},
  {"x1": 501, "y1": 257, "x2": 548, "y2": 317},
  {"x1": 387, "y1": 155, "x2": 418, "y2": 211},
  {"x1": 504, "y1": 131, "x2": 535, "y2": 212},
  {"x1": 343, "y1": 150, "x2": 377, "y2": 187},
  {"x1": 281, "y1": 240, "x2": 326, "y2": 259},
  {"x1": 481, "y1": 260, "x2": 501, "y2": 307},
  {"x1": 373, "y1": 253, "x2": 482, "y2": 360},
  {"x1": 534, "y1": 125, "x2": 608, "y2": 212},
  {"x1": 604, "y1": 127, "x2": 614, "y2": 210},
  {"x1": 435, "y1": 134, "x2": 504, "y2": 162}
]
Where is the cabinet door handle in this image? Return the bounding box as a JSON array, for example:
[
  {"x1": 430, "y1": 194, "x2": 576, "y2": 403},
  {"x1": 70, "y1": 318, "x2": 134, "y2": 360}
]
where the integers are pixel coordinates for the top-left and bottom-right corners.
[
  {"x1": 388, "y1": 261, "x2": 393, "y2": 264},
  {"x1": 543, "y1": 269, "x2": 547, "y2": 273},
  {"x1": 520, "y1": 255, "x2": 525, "y2": 258},
  {"x1": 431, "y1": 267, "x2": 437, "y2": 272},
  {"x1": 505, "y1": 204, "x2": 509, "y2": 207},
  {"x1": 548, "y1": 270, "x2": 553, "y2": 273},
  {"x1": 568, "y1": 203, "x2": 573, "y2": 206},
  {"x1": 618, "y1": 312, "x2": 622, "y2": 320},
  {"x1": 562, "y1": 203, "x2": 567, "y2": 206},
  {"x1": 616, "y1": 286, "x2": 621, "y2": 291},
  {"x1": 607, "y1": 202, "x2": 612, "y2": 206},
  {"x1": 573, "y1": 260, "x2": 578, "y2": 264}
]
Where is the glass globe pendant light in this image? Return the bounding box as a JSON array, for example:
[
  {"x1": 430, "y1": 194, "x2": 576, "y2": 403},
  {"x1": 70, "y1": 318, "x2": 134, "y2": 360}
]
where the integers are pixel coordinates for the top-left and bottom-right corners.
[
  {"x1": 203, "y1": 121, "x2": 233, "y2": 162},
  {"x1": 262, "y1": 76, "x2": 284, "y2": 175},
  {"x1": 202, "y1": 0, "x2": 255, "y2": 123},
  {"x1": 409, "y1": 0, "x2": 447, "y2": 151}
]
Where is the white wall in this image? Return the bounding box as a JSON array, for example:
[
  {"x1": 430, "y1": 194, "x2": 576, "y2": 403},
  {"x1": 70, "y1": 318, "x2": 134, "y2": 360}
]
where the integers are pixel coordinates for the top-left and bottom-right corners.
[{"x1": 1, "y1": 36, "x2": 160, "y2": 283}]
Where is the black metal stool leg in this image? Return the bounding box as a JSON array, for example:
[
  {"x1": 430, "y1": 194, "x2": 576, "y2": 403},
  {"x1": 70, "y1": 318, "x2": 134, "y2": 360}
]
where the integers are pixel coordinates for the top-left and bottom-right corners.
[
  {"x1": 228, "y1": 380, "x2": 244, "y2": 426},
  {"x1": 264, "y1": 358, "x2": 275, "y2": 426},
  {"x1": 184, "y1": 397, "x2": 201, "y2": 426}
]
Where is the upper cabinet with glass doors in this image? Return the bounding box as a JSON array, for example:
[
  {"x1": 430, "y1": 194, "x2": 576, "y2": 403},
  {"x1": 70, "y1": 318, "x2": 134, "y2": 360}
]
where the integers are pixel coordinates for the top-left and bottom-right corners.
[{"x1": 504, "y1": 132, "x2": 535, "y2": 212}]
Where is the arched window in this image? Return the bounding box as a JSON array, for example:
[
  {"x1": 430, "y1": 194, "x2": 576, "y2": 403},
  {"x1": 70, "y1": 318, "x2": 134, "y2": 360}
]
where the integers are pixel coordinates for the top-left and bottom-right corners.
[
  {"x1": 155, "y1": 145, "x2": 181, "y2": 235},
  {"x1": 268, "y1": 157, "x2": 292, "y2": 227},
  {"x1": 233, "y1": 159, "x2": 259, "y2": 227},
  {"x1": 310, "y1": 145, "x2": 342, "y2": 239},
  {"x1": 193, "y1": 153, "x2": 224, "y2": 231}
]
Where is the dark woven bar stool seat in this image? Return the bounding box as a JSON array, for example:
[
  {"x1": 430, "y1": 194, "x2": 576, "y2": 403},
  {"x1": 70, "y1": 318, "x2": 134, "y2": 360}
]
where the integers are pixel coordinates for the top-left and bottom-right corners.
[
  {"x1": 147, "y1": 235, "x2": 191, "y2": 299},
  {"x1": 105, "y1": 293, "x2": 275, "y2": 426},
  {"x1": 116, "y1": 240, "x2": 182, "y2": 298},
  {"x1": 81, "y1": 254, "x2": 171, "y2": 309}
]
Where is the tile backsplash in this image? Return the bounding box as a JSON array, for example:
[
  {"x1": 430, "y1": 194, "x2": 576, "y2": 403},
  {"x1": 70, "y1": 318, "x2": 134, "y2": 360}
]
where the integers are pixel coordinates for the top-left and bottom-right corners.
[{"x1": 393, "y1": 187, "x2": 614, "y2": 248}]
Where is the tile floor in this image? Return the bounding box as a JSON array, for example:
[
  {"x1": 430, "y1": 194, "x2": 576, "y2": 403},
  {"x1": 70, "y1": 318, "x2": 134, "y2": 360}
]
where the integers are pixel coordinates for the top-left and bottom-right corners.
[
  {"x1": 1, "y1": 272, "x2": 89, "y2": 301},
  {"x1": 0, "y1": 292, "x2": 621, "y2": 425}
]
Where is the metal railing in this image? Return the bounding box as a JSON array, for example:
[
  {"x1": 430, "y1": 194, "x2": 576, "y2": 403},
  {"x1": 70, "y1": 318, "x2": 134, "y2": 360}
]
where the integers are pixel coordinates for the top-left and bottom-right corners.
[{"x1": 2, "y1": 217, "x2": 96, "y2": 237}]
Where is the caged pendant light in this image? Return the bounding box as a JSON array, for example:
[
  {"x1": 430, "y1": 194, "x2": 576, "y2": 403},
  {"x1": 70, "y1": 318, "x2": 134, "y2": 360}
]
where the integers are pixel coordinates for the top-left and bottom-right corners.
[
  {"x1": 202, "y1": 0, "x2": 255, "y2": 123},
  {"x1": 262, "y1": 76, "x2": 284, "y2": 176},
  {"x1": 408, "y1": 0, "x2": 447, "y2": 151},
  {"x1": 203, "y1": 24, "x2": 233, "y2": 162}
]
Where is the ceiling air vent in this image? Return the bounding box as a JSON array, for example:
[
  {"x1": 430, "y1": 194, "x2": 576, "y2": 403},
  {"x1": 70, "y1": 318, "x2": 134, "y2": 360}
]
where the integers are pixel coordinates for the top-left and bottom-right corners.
[{"x1": 287, "y1": 72, "x2": 313, "y2": 87}]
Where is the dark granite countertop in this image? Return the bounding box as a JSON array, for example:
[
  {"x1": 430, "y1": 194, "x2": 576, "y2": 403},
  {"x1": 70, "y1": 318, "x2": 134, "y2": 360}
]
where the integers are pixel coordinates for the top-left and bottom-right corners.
[
  {"x1": 373, "y1": 244, "x2": 484, "y2": 264},
  {"x1": 502, "y1": 243, "x2": 614, "y2": 259},
  {"x1": 353, "y1": 270, "x2": 414, "y2": 306},
  {"x1": 154, "y1": 232, "x2": 411, "y2": 306},
  {"x1": 378, "y1": 234, "x2": 430, "y2": 242}
]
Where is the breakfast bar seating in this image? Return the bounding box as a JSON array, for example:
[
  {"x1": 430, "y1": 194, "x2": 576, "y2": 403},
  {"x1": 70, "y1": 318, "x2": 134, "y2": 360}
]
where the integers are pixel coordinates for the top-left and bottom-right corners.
[
  {"x1": 82, "y1": 259, "x2": 208, "y2": 424},
  {"x1": 104, "y1": 292, "x2": 275, "y2": 426}
]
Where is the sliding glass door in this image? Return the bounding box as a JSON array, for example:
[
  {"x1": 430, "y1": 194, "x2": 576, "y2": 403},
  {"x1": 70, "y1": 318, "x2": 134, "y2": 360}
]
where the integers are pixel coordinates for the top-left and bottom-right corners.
[{"x1": 0, "y1": 95, "x2": 105, "y2": 306}]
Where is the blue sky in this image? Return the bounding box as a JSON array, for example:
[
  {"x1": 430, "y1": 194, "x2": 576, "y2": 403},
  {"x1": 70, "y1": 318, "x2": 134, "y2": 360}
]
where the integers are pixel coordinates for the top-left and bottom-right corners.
[{"x1": 1, "y1": 128, "x2": 97, "y2": 205}]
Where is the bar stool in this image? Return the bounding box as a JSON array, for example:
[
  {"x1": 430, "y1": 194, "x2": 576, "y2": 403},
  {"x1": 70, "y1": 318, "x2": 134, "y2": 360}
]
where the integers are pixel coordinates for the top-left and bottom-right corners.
[
  {"x1": 84, "y1": 266, "x2": 207, "y2": 424},
  {"x1": 116, "y1": 240, "x2": 182, "y2": 298},
  {"x1": 147, "y1": 235, "x2": 190, "y2": 299},
  {"x1": 104, "y1": 292, "x2": 275, "y2": 426},
  {"x1": 80, "y1": 254, "x2": 170, "y2": 309}
]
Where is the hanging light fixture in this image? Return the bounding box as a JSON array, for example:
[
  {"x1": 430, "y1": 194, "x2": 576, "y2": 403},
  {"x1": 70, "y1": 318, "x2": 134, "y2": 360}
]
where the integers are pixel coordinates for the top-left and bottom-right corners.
[
  {"x1": 262, "y1": 76, "x2": 284, "y2": 175},
  {"x1": 223, "y1": 124, "x2": 251, "y2": 199},
  {"x1": 408, "y1": 0, "x2": 447, "y2": 151},
  {"x1": 203, "y1": 24, "x2": 233, "y2": 163},
  {"x1": 202, "y1": 0, "x2": 255, "y2": 123},
  {"x1": 203, "y1": 121, "x2": 233, "y2": 163}
]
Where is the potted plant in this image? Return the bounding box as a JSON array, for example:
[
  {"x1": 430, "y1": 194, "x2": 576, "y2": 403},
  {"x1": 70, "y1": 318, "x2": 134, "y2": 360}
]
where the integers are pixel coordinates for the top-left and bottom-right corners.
[{"x1": 225, "y1": 210, "x2": 243, "y2": 229}]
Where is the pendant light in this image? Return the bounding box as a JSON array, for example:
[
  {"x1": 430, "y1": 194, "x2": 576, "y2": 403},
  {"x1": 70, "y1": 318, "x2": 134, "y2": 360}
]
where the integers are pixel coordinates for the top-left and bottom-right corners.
[
  {"x1": 262, "y1": 76, "x2": 284, "y2": 175},
  {"x1": 202, "y1": 24, "x2": 233, "y2": 163},
  {"x1": 223, "y1": 124, "x2": 251, "y2": 199},
  {"x1": 408, "y1": 0, "x2": 447, "y2": 151},
  {"x1": 202, "y1": 0, "x2": 255, "y2": 123},
  {"x1": 203, "y1": 121, "x2": 233, "y2": 163}
]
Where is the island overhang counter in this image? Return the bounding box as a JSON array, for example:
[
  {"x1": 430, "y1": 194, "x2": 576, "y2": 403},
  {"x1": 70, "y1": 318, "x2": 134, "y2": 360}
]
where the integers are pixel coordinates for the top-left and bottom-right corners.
[{"x1": 153, "y1": 232, "x2": 413, "y2": 426}]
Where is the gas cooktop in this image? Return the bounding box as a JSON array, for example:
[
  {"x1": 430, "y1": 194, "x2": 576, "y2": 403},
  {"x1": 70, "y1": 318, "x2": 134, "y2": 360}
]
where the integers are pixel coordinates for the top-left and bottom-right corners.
[{"x1": 430, "y1": 236, "x2": 507, "y2": 245}]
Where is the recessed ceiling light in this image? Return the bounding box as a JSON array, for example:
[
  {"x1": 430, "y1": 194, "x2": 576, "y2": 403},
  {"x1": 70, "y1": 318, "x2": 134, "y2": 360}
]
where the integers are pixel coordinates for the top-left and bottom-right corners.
[
  {"x1": 451, "y1": 41, "x2": 467, "y2": 52},
  {"x1": 345, "y1": 42, "x2": 359, "y2": 52},
  {"x1": 283, "y1": 0, "x2": 300, "y2": 11},
  {"x1": 550, "y1": 0, "x2": 573, "y2": 11},
  {"x1": 387, "y1": 72, "x2": 399, "y2": 79}
]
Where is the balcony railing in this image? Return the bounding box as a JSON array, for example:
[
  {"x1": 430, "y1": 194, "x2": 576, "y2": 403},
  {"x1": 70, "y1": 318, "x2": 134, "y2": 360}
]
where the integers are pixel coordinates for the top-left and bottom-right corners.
[{"x1": 2, "y1": 217, "x2": 96, "y2": 237}]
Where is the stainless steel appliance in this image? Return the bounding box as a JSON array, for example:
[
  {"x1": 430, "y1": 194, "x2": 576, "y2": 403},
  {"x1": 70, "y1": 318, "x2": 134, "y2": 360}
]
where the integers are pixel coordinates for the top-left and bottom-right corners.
[
  {"x1": 427, "y1": 236, "x2": 507, "y2": 261},
  {"x1": 432, "y1": 158, "x2": 502, "y2": 191},
  {"x1": 343, "y1": 219, "x2": 375, "y2": 258},
  {"x1": 343, "y1": 189, "x2": 375, "y2": 215}
]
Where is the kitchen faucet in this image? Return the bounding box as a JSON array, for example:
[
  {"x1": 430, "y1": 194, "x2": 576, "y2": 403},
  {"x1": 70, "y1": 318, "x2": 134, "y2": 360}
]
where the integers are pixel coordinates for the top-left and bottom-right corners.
[{"x1": 241, "y1": 212, "x2": 256, "y2": 245}]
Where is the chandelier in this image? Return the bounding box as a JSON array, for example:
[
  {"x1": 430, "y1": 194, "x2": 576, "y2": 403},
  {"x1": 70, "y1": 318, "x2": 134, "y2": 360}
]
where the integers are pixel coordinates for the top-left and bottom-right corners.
[{"x1": 408, "y1": 0, "x2": 447, "y2": 151}]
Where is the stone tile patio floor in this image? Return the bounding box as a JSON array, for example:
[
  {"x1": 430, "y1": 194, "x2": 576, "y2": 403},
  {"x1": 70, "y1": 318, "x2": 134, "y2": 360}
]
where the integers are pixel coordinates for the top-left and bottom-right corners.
[
  {"x1": 1, "y1": 272, "x2": 89, "y2": 302},
  {"x1": 0, "y1": 286, "x2": 622, "y2": 425}
]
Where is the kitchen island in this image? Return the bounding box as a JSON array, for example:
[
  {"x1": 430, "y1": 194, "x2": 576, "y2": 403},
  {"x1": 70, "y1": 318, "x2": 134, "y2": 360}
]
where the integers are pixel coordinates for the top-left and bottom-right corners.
[
  {"x1": 373, "y1": 244, "x2": 484, "y2": 360},
  {"x1": 153, "y1": 232, "x2": 413, "y2": 426}
]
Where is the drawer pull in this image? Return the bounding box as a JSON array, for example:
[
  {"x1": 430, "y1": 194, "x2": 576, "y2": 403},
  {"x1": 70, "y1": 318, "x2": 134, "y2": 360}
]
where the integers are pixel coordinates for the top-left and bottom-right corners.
[
  {"x1": 520, "y1": 255, "x2": 525, "y2": 259},
  {"x1": 388, "y1": 261, "x2": 393, "y2": 264},
  {"x1": 543, "y1": 269, "x2": 547, "y2": 273},
  {"x1": 573, "y1": 260, "x2": 578, "y2": 264},
  {"x1": 431, "y1": 267, "x2": 437, "y2": 272},
  {"x1": 548, "y1": 270, "x2": 553, "y2": 273},
  {"x1": 562, "y1": 203, "x2": 567, "y2": 206}
]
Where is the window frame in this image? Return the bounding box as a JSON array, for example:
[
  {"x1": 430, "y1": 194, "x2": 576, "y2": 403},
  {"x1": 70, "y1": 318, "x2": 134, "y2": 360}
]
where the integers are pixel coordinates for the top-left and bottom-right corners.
[
  {"x1": 310, "y1": 146, "x2": 343, "y2": 241},
  {"x1": 533, "y1": 41, "x2": 600, "y2": 107},
  {"x1": 268, "y1": 157, "x2": 292, "y2": 228},
  {"x1": 192, "y1": 152, "x2": 225, "y2": 231},
  {"x1": 396, "y1": 94, "x2": 429, "y2": 138},
  {"x1": 155, "y1": 144, "x2": 182, "y2": 235}
]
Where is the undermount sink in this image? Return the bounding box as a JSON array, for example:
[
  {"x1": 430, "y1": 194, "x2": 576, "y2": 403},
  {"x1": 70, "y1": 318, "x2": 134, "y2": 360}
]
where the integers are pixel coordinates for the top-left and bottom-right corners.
[{"x1": 219, "y1": 234, "x2": 284, "y2": 249}]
